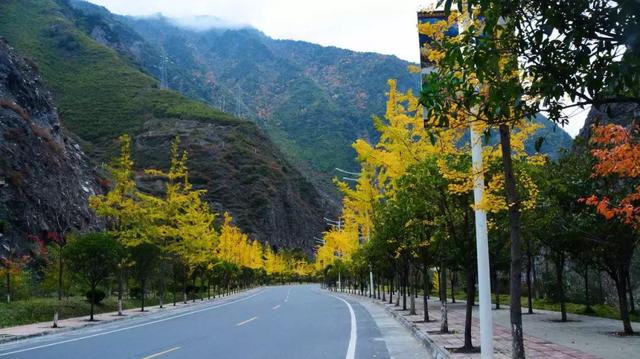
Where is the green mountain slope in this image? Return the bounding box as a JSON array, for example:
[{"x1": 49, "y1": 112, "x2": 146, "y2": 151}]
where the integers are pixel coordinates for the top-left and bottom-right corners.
[
  {"x1": 0, "y1": 0, "x2": 328, "y2": 251},
  {"x1": 64, "y1": 3, "x2": 572, "y2": 184}
]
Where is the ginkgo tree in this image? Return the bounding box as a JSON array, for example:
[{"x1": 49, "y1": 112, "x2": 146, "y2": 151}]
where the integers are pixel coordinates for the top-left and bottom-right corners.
[
  {"x1": 144, "y1": 139, "x2": 218, "y2": 302},
  {"x1": 90, "y1": 134, "x2": 152, "y2": 314},
  {"x1": 90, "y1": 135, "x2": 312, "y2": 311},
  {"x1": 317, "y1": 60, "x2": 546, "y2": 350}
]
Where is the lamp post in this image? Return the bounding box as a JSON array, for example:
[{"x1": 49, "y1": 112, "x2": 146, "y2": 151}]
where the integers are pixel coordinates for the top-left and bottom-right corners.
[{"x1": 418, "y1": 9, "x2": 494, "y2": 357}]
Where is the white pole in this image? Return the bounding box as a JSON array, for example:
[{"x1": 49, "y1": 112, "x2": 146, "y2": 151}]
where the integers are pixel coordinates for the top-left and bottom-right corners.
[
  {"x1": 419, "y1": 9, "x2": 494, "y2": 357},
  {"x1": 369, "y1": 267, "x2": 374, "y2": 297},
  {"x1": 470, "y1": 123, "x2": 494, "y2": 357}
]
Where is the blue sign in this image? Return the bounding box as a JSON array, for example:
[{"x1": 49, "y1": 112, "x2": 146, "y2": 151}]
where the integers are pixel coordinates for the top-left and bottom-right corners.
[{"x1": 417, "y1": 10, "x2": 458, "y2": 69}]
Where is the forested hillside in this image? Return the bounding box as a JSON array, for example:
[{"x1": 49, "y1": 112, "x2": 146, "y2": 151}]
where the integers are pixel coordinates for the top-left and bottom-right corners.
[{"x1": 0, "y1": 0, "x2": 328, "y2": 251}]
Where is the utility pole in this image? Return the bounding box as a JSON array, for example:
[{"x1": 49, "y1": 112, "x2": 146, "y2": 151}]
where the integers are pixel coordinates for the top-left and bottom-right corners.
[
  {"x1": 324, "y1": 217, "x2": 344, "y2": 292},
  {"x1": 160, "y1": 47, "x2": 168, "y2": 90},
  {"x1": 335, "y1": 168, "x2": 376, "y2": 297},
  {"x1": 418, "y1": 9, "x2": 494, "y2": 357}
]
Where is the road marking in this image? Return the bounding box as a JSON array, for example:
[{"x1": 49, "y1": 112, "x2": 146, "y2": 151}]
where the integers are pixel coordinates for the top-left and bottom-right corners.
[
  {"x1": 326, "y1": 293, "x2": 357, "y2": 359},
  {"x1": 236, "y1": 316, "x2": 258, "y2": 326},
  {"x1": 272, "y1": 304, "x2": 281, "y2": 310},
  {"x1": 284, "y1": 288, "x2": 291, "y2": 302},
  {"x1": 0, "y1": 290, "x2": 266, "y2": 357},
  {"x1": 142, "y1": 346, "x2": 181, "y2": 359}
]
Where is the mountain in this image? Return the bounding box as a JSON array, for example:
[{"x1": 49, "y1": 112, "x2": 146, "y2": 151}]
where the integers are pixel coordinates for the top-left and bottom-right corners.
[
  {"x1": 66, "y1": 1, "x2": 417, "y2": 185},
  {"x1": 0, "y1": 38, "x2": 103, "y2": 244},
  {"x1": 577, "y1": 103, "x2": 639, "y2": 140},
  {"x1": 0, "y1": 0, "x2": 328, "y2": 251},
  {"x1": 65, "y1": 1, "x2": 573, "y2": 185}
]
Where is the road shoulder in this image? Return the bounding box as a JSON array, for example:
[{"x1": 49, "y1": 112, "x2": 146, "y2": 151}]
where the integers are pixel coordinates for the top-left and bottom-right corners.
[
  {"x1": 334, "y1": 291, "x2": 433, "y2": 359},
  {"x1": 0, "y1": 288, "x2": 261, "y2": 345}
]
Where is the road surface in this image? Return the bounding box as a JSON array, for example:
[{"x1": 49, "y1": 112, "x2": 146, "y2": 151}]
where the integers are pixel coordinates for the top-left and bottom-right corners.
[{"x1": 0, "y1": 285, "x2": 424, "y2": 359}]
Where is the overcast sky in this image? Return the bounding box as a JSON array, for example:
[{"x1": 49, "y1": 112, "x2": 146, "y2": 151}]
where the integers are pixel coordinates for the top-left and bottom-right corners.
[{"x1": 87, "y1": 0, "x2": 588, "y2": 136}]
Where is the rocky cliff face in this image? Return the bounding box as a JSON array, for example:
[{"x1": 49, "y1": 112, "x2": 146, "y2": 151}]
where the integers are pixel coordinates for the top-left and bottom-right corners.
[
  {"x1": 0, "y1": 0, "x2": 330, "y2": 253},
  {"x1": 0, "y1": 38, "x2": 102, "y2": 245},
  {"x1": 134, "y1": 118, "x2": 328, "y2": 251},
  {"x1": 578, "y1": 103, "x2": 640, "y2": 141}
]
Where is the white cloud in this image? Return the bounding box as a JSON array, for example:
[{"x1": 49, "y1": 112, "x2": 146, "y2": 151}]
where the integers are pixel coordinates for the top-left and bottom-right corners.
[{"x1": 87, "y1": 0, "x2": 428, "y2": 62}]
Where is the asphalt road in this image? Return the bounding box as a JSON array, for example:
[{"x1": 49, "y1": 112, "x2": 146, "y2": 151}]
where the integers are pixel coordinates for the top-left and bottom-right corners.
[{"x1": 0, "y1": 285, "x2": 392, "y2": 359}]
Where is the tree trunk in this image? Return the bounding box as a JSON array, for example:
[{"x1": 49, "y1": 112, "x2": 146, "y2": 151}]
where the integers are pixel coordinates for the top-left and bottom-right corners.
[
  {"x1": 599, "y1": 272, "x2": 604, "y2": 305},
  {"x1": 192, "y1": 277, "x2": 197, "y2": 303},
  {"x1": 555, "y1": 254, "x2": 567, "y2": 322},
  {"x1": 183, "y1": 277, "x2": 187, "y2": 304},
  {"x1": 451, "y1": 271, "x2": 456, "y2": 303},
  {"x1": 403, "y1": 263, "x2": 408, "y2": 311},
  {"x1": 172, "y1": 270, "x2": 177, "y2": 306},
  {"x1": 499, "y1": 124, "x2": 525, "y2": 358},
  {"x1": 141, "y1": 278, "x2": 146, "y2": 312},
  {"x1": 388, "y1": 277, "x2": 393, "y2": 304},
  {"x1": 423, "y1": 266, "x2": 430, "y2": 322},
  {"x1": 532, "y1": 255, "x2": 540, "y2": 299},
  {"x1": 58, "y1": 245, "x2": 63, "y2": 301},
  {"x1": 414, "y1": 270, "x2": 419, "y2": 299},
  {"x1": 440, "y1": 267, "x2": 448, "y2": 333},
  {"x1": 526, "y1": 249, "x2": 533, "y2": 314},
  {"x1": 5, "y1": 272, "x2": 10, "y2": 303},
  {"x1": 627, "y1": 274, "x2": 635, "y2": 313},
  {"x1": 395, "y1": 272, "x2": 400, "y2": 306},
  {"x1": 159, "y1": 270, "x2": 165, "y2": 309},
  {"x1": 409, "y1": 266, "x2": 416, "y2": 315},
  {"x1": 90, "y1": 285, "x2": 96, "y2": 321},
  {"x1": 585, "y1": 267, "x2": 592, "y2": 312},
  {"x1": 494, "y1": 270, "x2": 501, "y2": 309},
  {"x1": 382, "y1": 276, "x2": 386, "y2": 301},
  {"x1": 463, "y1": 261, "x2": 476, "y2": 350},
  {"x1": 615, "y1": 271, "x2": 634, "y2": 334},
  {"x1": 117, "y1": 266, "x2": 123, "y2": 315}
]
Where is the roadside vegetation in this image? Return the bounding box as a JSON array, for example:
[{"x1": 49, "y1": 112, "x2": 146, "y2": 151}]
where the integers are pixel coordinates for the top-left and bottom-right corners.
[
  {"x1": 316, "y1": 1, "x2": 639, "y2": 357},
  {"x1": 0, "y1": 135, "x2": 314, "y2": 328}
]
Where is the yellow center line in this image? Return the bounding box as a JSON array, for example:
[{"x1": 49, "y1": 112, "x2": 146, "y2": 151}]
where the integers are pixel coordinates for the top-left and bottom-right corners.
[
  {"x1": 142, "y1": 346, "x2": 181, "y2": 359},
  {"x1": 236, "y1": 316, "x2": 258, "y2": 326}
]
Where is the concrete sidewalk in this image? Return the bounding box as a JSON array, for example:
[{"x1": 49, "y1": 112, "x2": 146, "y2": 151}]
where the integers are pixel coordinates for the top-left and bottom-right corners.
[
  {"x1": 0, "y1": 290, "x2": 253, "y2": 344},
  {"x1": 338, "y1": 291, "x2": 639, "y2": 359}
]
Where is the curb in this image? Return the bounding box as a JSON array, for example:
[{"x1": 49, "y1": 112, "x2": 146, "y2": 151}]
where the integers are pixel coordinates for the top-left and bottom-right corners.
[
  {"x1": 380, "y1": 302, "x2": 450, "y2": 359},
  {"x1": 0, "y1": 289, "x2": 256, "y2": 345},
  {"x1": 0, "y1": 315, "x2": 128, "y2": 345}
]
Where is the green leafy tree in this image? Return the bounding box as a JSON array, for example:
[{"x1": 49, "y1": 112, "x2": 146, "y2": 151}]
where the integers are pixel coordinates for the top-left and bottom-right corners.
[
  {"x1": 129, "y1": 242, "x2": 162, "y2": 311},
  {"x1": 65, "y1": 233, "x2": 122, "y2": 321}
]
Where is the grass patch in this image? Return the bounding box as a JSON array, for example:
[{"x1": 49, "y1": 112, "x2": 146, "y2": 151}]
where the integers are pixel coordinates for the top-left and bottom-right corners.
[
  {"x1": 378, "y1": 285, "x2": 639, "y2": 322},
  {"x1": 0, "y1": 296, "x2": 146, "y2": 328},
  {"x1": 0, "y1": 293, "x2": 218, "y2": 328}
]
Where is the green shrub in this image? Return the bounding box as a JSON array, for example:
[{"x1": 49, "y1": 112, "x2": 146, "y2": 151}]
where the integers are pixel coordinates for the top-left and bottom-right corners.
[
  {"x1": 129, "y1": 287, "x2": 143, "y2": 300},
  {"x1": 85, "y1": 289, "x2": 105, "y2": 304}
]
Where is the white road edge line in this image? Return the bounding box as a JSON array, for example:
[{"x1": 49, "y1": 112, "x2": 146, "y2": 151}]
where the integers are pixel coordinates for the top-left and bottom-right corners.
[
  {"x1": 0, "y1": 289, "x2": 267, "y2": 357},
  {"x1": 272, "y1": 304, "x2": 281, "y2": 310},
  {"x1": 235, "y1": 316, "x2": 258, "y2": 326},
  {"x1": 142, "y1": 346, "x2": 181, "y2": 359},
  {"x1": 326, "y1": 293, "x2": 357, "y2": 359}
]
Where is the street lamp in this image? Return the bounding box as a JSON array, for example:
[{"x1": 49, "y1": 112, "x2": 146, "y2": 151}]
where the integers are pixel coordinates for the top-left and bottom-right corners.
[{"x1": 418, "y1": 9, "x2": 494, "y2": 358}]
